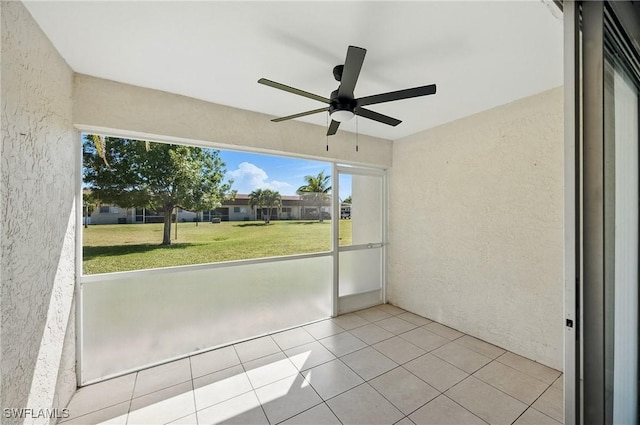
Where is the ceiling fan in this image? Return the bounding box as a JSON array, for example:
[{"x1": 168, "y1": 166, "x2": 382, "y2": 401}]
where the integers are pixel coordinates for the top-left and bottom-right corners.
[{"x1": 258, "y1": 45, "x2": 437, "y2": 136}]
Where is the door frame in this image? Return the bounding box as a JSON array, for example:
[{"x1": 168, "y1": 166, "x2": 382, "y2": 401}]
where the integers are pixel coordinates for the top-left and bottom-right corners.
[{"x1": 332, "y1": 164, "x2": 388, "y2": 316}]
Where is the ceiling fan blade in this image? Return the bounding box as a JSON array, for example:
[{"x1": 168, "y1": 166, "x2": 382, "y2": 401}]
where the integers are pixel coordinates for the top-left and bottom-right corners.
[
  {"x1": 271, "y1": 107, "x2": 328, "y2": 122},
  {"x1": 356, "y1": 84, "x2": 437, "y2": 107},
  {"x1": 337, "y1": 46, "x2": 367, "y2": 98},
  {"x1": 355, "y1": 107, "x2": 402, "y2": 127},
  {"x1": 327, "y1": 120, "x2": 340, "y2": 136},
  {"x1": 258, "y1": 78, "x2": 330, "y2": 104}
]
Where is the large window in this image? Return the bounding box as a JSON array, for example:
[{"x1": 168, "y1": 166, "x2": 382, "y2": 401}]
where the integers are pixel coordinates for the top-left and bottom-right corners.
[{"x1": 82, "y1": 135, "x2": 340, "y2": 274}]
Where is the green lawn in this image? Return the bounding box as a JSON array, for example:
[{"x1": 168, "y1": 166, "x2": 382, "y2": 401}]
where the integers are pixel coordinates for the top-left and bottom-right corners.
[{"x1": 83, "y1": 220, "x2": 352, "y2": 275}]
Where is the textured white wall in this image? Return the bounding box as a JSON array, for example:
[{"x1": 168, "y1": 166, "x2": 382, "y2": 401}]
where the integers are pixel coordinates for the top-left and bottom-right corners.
[
  {"x1": 388, "y1": 87, "x2": 564, "y2": 369},
  {"x1": 73, "y1": 75, "x2": 393, "y2": 168},
  {"x1": 1, "y1": 1, "x2": 77, "y2": 422}
]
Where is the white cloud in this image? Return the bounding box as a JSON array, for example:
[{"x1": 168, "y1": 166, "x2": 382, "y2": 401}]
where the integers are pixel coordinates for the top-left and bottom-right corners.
[
  {"x1": 229, "y1": 162, "x2": 268, "y2": 187},
  {"x1": 268, "y1": 180, "x2": 293, "y2": 191},
  {"x1": 228, "y1": 162, "x2": 294, "y2": 194}
]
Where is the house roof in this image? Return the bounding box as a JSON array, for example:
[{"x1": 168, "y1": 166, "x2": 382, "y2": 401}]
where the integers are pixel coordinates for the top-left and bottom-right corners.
[
  {"x1": 233, "y1": 193, "x2": 304, "y2": 201},
  {"x1": 227, "y1": 193, "x2": 317, "y2": 207}
]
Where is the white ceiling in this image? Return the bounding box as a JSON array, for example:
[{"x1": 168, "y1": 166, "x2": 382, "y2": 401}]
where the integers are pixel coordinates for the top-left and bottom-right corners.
[{"x1": 24, "y1": 1, "x2": 563, "y2": 140}]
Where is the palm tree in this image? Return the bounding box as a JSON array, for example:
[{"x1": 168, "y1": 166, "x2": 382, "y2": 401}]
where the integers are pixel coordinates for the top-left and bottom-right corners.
[
  {"x1": 297, "y1": 171, "x2": 331, "y2": 222},
  {"x1": 249, "y1": 189, "x2": 281, "y2": 224},
  {"x1": 86, "y1": 134, "x2": 150, "y2": 167},
  {"x1": 249, "y1": 189, "x2": 266, "y2": 221},
  {"x1": 262, "y1": 189, "x2": 282, "y2": 224}
]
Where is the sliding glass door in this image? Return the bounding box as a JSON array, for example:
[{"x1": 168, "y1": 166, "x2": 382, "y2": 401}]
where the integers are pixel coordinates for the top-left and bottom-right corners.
[
  {"x1": 570, "y1": 2, "x2": 640, "y2": 423},
  {"x1": 604, "y1": 51, "x2": 639, "y2": 425}
]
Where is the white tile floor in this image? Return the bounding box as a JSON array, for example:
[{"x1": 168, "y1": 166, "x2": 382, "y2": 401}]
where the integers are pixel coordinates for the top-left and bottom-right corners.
[{"x1": 61, "y1": 305, "x2": 563, "y2": 425}]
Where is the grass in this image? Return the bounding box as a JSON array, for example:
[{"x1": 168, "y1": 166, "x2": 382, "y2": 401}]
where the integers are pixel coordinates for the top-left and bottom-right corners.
[{"x1": 83, "y1": 220, "x2": 352, "y2": 275}]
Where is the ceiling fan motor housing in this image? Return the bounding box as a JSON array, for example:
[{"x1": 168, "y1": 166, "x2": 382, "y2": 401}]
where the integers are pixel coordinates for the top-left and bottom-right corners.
[
  {"x1": 333, "y1": 65, "x2": 344, "y2": 81},
  {"x1": 329, "y1": 89, "x2": 357, "y2": 115}
]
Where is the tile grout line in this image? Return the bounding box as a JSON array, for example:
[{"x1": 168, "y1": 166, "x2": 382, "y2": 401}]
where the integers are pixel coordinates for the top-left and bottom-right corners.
[
  {"x1": 470, "y1": 360, "x2": 562, "y2": 409},
  {"x1": 309, "y1": 356, "x2": 366, "y2": 401},
  {"x1": 57, "y1": 398, "x2": 132, "y2": 425},
  {"x1": 329, "y1": 316, "x2": 371, "y2": 332},
  {"x1": 368, "y1": 364, "x2": 445, "y2": 420},
  {"x1": 252, "y1": 353, "x2": 347, "y2": 424},
  {"x1": 381, "y1": 355, "x2": 465, "y2": 419},
  {"x1": 428, "y1": 342, "x2": 493, "y2": 375},
  {"x1": 444, "y1": 393, "x2": 491, "y2": 425},
  {"x1": 508, "y1": 396, "x2": 563, "y2": 425},
  {"x1": 232, "y1": 343, "x2": 273, "y2": 424},
  {"x1": 525, "y1": 405, "x2": 563, "y2": 424},
  {"x1": 440, "y1": 376, "x2": 492, "y2": 425},
  {"x1": 446, "y1": 372, "x2": 559, "y2": 424},
  {"x1": 190, "y1": 346, "x2": 257, "y2": 414},
  {"x1": 270, "y1": 367, "x2": 328, "y2": 424},
  {"x1": 271, "y1": 401, "x2": 331, "y2": 425},
  {"x1": 493, "y1": 355, "x2": 562, "y2": 386},
  {"x1": 510, "y1": 408, "x2": 530, "y2": 425},
  {"x1": 517, "y1": 381, "x2": 561, "y2": 420},
  {"x1": 476, "y1": 356, "x2": 561, "y2": 391},
  {"x1": 454, "y1": 336, "x2": 507, "y2": 359},
  {"x1": 349, "y1": 325, "x2": 399, "y2": 345},
  {"x1": 61, "y1": 373, "x2": 140, "y2": 424},
  {"x1": 316, "y1": 330, "x2": 368, "y2": 356},
  {"x1": 326, "y1": 334, "x2": 409, "y2": 421},
  {"x1": 422, "y1": 323, "x2": 466, "y2": 342},
  {"x1": 360, "y1": 364, "x2": 422, "y2": 421},
  {"x1": 452, "y1": 371, "x2": 531, "y2": 411},
  {"x1": 322, "y1": 399, "x2": 345, "y2": 425},
  {"x1": 285, "y1": 349, "x2": 337, "y2": 375}
]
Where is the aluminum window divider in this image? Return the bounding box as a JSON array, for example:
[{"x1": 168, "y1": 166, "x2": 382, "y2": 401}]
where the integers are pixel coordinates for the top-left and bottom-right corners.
[
  {"x1": 582, "y1": 2, "x2": 607, "y2": 422},
  {"x1": 332, "y1": 162, "x2": 339, "y2": 317},
  {"x1": 563, "y1": 2, "x2": 580, "y2": 423},
  {"x1": 75, "y1": 131, "x2": 84, "y2": 387}
]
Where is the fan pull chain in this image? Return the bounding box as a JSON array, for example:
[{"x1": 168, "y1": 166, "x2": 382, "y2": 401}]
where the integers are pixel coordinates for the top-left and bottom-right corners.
[
  {"x1": 356, "y1": 116, "x2": 359, "y2": 152},
  {"x1": 326, "y1": 112, "x2": 329, "y2": 151}
]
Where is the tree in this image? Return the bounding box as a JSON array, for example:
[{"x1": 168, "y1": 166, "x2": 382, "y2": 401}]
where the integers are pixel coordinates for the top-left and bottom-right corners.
[
  {"x1": 249, "y1": 188, "x2": 281, "y2": 224},
  {"x1": 297, "y1": 171, "x2": 331, "y2": 222},
  {"x1": 83, "y1": 136, "x2": 234, "y2": 245},
  {"x1": 248, "y1": 189, "x2": 266, "y2": 221},
  {"x1": 262, "y1": 189, "x2": 282, "y2": 224},
  {"x1": 343, "y1": 195, "x2": 352, "y2": 204}
]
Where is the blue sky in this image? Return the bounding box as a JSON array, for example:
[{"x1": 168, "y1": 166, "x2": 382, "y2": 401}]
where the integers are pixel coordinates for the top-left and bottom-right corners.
[{"x1": 219, "y1": 149, "x2": 351, "y2": 200}]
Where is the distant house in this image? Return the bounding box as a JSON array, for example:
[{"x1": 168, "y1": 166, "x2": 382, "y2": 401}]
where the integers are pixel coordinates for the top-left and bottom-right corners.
[
  {"x1": 86, "y1": 204, "x2": 135, "y2": 225},
  {"x1": 86, "y1": 193, "x2": 332, "y2": 224}
]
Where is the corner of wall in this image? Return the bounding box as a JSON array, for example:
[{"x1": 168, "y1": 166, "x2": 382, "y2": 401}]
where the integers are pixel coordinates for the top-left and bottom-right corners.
[{"x1": 1, "y1": 0, "x2": 77, "y2": 417}]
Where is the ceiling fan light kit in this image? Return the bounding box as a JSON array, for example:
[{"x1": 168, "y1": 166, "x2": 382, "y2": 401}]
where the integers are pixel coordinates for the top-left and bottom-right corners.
[
  {"x1": 330, "y1": 110, "x2": 355, "y2": 122},
  {"x1": 258, "y1": 45, "x2": 437, "y2": 136}
]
